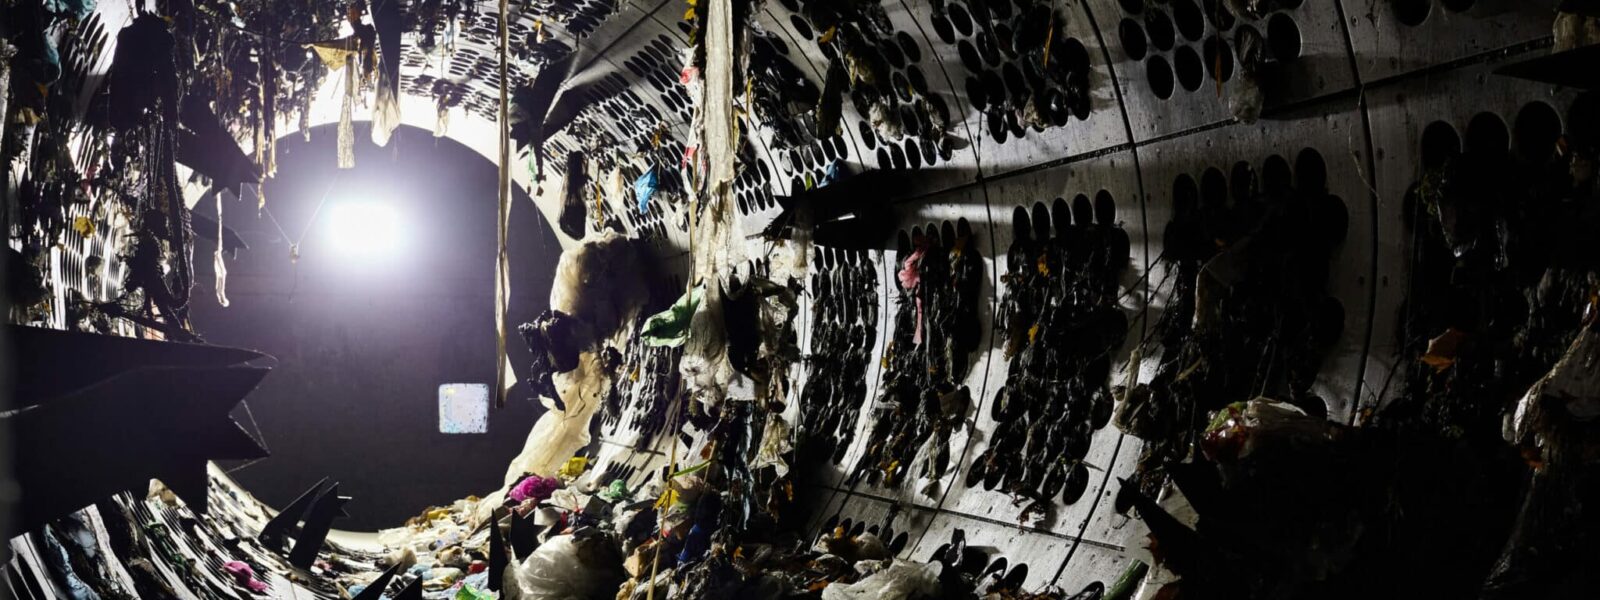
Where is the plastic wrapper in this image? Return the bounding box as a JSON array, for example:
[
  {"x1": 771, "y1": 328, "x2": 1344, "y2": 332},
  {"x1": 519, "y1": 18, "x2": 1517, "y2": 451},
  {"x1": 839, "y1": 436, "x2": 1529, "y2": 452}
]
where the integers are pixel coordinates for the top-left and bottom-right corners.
[
  {"x1": 750, "y1": 414, "x2": 794, "y2": 476},
  {"x1": 1506, "y1": 320, "x2": 1600, "y2": 459},
  {"x1": 503, "y1": 535, "x2": 625, "y2": 600},
  {"x1": 1201, "y1": 398, "x2": 1334, "y2": 462},
  {"x1": 819, "y1": 561, "x2": 940, "y2": 600}
]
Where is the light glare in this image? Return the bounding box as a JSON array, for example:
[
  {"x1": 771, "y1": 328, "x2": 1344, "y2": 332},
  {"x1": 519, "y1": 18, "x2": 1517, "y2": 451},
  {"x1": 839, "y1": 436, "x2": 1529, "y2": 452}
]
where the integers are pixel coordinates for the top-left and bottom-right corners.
[{"x1": 326, "y1": 201, "x2": 402, "y2": 257}]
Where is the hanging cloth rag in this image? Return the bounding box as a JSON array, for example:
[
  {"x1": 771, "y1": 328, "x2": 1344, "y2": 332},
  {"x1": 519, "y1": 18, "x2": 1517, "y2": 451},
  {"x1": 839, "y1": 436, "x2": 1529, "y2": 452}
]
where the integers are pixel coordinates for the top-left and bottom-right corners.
[
  {"x1": 494, "y1": 0, "x2": 513, "y2": 407},
  {"x1": 214, "y1": 192, "x2": 230, "y2": 307},
  {"x1": 369, "y1": 0, "x2": 404, "y2": 146}
]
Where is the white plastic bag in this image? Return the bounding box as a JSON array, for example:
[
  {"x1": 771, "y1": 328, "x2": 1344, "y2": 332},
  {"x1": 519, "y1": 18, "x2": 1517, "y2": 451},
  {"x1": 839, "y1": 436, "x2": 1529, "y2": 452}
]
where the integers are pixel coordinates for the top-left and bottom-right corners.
[
  {"x1": 503, "y1": 535, "x2": 623, "y2": 600},
  {"x1": 820, "y1": 561, "x2": 940, "y2": 600}
]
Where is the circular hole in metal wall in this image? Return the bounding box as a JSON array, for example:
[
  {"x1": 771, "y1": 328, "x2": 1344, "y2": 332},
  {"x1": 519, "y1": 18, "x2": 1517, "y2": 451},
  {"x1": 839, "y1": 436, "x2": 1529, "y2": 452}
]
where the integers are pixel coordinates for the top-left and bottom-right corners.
[
  {"x1": 1120, "y1": 19, "x2": 1148, "y2": 60},
  {"x1": 1003, "y1": 62, "x2": 1029, "y2": 103},
  {"x1": 1230, "y1": 160, "x2": 1257, "y2": 203},
  {"x1": 860, "y1": 121, "x2": 878, "y2": 150},
  {"x1": 1420, "y1": 121, "x2": 1460, "y2": 170},
  {"x1": 1296, "y1": 147, "x2": 1328, "y2": 193},
  {"x1": 990, "y1": 0, "x2": 1013, "y2": 20},
  {"x1": 929, "y1": 94, "x2": 951, "y2": 127},
  {"x1": 966, "y1": 76, "x2": 988, "y2": 111},
  {"x1": 959, "y1": 40, "x2": 984, "y2": 72},
  {"x1": 900, "y1": 106, "x2": 922, "y2": 137},
  {"x1": 949, "y1": 2, "x2": 974, "y2": 36},
  {"x1": 893, "y1": 72, "x2": 913, "y2": 101},
  {"x1": 932, "y1": 13, "x2": 956, "y2": 44},
  {"x1": 834, "y1": 136, "x2": 850, "y2": 160},
  {"x1": 1013, "y1": 205, "x2": 1033, "y2": 240},
  {"x1": 1118, "y1": 0, "x2": 1145, "y2": 15},
  {"x1": 822, "y1": 138, "x2": 838, "y2": 162},
  {"x1": 882, "y1": 42, "x2": 905, "y2": 70},
  {"x1": 1204, "y1": 35, "x2": 1234, "y2": 82},
  {"x1": 921, "y1": 138, "x2": 938, "y2": 166},
  {"x1": 1062, "y1": 38, "x2": 1091, "y2": 75},
  {"x1": 1172, "y1": 0, "x2": 1205, "y2": 42},
  {"x1": 1201, "y1": 167, "x2": 1229, "y2": 209},
  {"x1": 898, "y1": 32, "x2": 923, "y2": 63},
  {"x1": 1465, "y1": 112, "x2": 1510, "y2": 157},
  {"x1": 1202, "y1": 0, "x2": 1236, "y2": 30},
  {"x1": 1071, "y1": 87, "x2": 1092, "y2": 121},
  {"x1": 1175, "y1": 45, "x2": 1204, "y2": 92},
  {"x1": 988, "y1": 111, "x2": 1008, "y2": 143},
  {"x1": 1441, "y1": 0, "x2": 1475, "y2": 12},
  {"x1": 1394, "y1": 0, "x2": 1430, "y2": 27},
  {"x1": 1072, "y1": 193, "x2": 1094, "y2": 228},
  {"x1": 1173, "y1": 173, "x2": 1200, "y2": 217},
  {"x1": 889, "y1": 142, "x2": 907, "y2": 168},
  {"x1": 995, "y1": 23, "x2": 1018, "y2": 59},
  {"x1": 1095, "y1": 190, "x2": 1118, "y2": 225},
  {"x1": 1513, "y1": 101, "x2": 1562, "y2": 163},
  {"x1": 1262, "y1": 154, "x2": 1292, "y2": 195},
  {"x1": 1146, "y1": 55, "x2": 1175, "y2": 99},
  {"x1": 908, "y1": 66, "x2": 929, "y2": 96},
  {"x1": 1146, "y1": 11, "x2": 1176, "y2": 51},
  {"x1": 978, "y1": 32, "x2": 1002, "y2": 66},
  {"x1": 905, "y1": 139, "x2": 923, "y2": 169},
  {"x1": 1032, "y1": 202, "x2": 1053, "y2": 240},
  {"x1": 790, "y1": 15, "x2": 814, "y2": 40},
  {"x1": 982, "y1": 69, "x2": 1008, "y2": 108},
  {"x1": 1053, "y1": 197, "x2": 1074, "y2": 233},
  {"x1": 1268, "y1": 13, "x2": 1301, "y2": 61},
  {"x1": 876, "y1": 147, "x2": 892, "y2": 170}
]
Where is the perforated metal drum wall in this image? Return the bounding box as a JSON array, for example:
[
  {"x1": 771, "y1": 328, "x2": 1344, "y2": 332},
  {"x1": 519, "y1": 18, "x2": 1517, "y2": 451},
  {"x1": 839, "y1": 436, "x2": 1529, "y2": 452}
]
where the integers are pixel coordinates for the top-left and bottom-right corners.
[
  {"x1": 27, "y1": 0, "x2": 1564, "y2": 592},
  {"x1": 469, "y1": 0, "x2": 1582, "y2": 593}
]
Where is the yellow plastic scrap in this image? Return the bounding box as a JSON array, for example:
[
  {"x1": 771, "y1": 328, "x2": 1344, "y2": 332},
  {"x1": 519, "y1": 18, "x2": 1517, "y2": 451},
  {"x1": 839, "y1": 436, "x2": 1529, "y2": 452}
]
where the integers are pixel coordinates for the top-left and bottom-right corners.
[
  {"x1": 1036, "y1": 253, "x2": 1050, "y2": 276},
  {"x1": 1422, "y1": 328, "x2": 1468, "y2": 372},
  {"x1": 654, "y1": 486, "x2": 680, "y2": 510},
  {"x1": 559, "y1": 456, "x2": 589, "y2": 479},
  {"x1": 72, "y1": 217, "x2": 95, "y2": 239},
  {"x1": 424, "y1": 508, "x2": 451, "y2": 522},
  {"x1": 819, "y1": 25, "x2": 838, "y2": 44}
]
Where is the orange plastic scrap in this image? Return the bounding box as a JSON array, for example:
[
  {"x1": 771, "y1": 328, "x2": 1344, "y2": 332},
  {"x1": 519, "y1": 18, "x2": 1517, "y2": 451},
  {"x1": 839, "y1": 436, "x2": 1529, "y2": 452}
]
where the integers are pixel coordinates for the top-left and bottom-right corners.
[{"x1": 1421, "y1": 328, "x2": 1469, "y2": 372}]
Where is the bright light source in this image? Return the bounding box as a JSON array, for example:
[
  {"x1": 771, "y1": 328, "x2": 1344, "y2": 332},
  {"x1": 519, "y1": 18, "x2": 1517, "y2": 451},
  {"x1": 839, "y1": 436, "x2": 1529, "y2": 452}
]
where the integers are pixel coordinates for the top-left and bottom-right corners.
[{"x1": 325, "y1": 201, "x2": 403, "y2": 257}]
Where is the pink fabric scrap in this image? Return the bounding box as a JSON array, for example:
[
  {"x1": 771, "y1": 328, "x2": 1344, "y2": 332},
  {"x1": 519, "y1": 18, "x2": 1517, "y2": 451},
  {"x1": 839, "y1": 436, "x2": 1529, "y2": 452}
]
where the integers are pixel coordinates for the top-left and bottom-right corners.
[
  {"x1": 680, "y1": 66, "x2": 699, "y2": 85},
  {"x1": 509, "y1": 475, "x2": 561, "y2": 504},
  {"x1": 898, "y1": 249, "x2": 926, "y2": 345},
  {"x1": 223, "y1": 561, "x2": 269, "y2": 593}
]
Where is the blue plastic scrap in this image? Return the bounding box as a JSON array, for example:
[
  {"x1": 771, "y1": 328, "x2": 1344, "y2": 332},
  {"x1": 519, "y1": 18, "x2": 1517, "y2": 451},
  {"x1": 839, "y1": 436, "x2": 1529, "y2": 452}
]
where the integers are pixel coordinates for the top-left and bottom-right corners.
[{"x1": 634, "y1": 168, "x2": 659, "y2": 214}]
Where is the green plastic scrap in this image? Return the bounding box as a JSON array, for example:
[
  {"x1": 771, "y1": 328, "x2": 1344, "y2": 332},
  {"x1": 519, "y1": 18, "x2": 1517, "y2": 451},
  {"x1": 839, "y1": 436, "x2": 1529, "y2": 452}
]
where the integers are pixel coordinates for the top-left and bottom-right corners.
[
  {"x1": 455, "y1": 583, "x2": 496, "y2": 600},
  {"x1": 598, "y1": 480, "x2": 630, "y2": 503},
  {"x1": 1105, "y1": 560, "x2": 1149, "y2": 600},
  {"x1": 642, "y1": 285, "x2": 704, "y2": 347}
]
